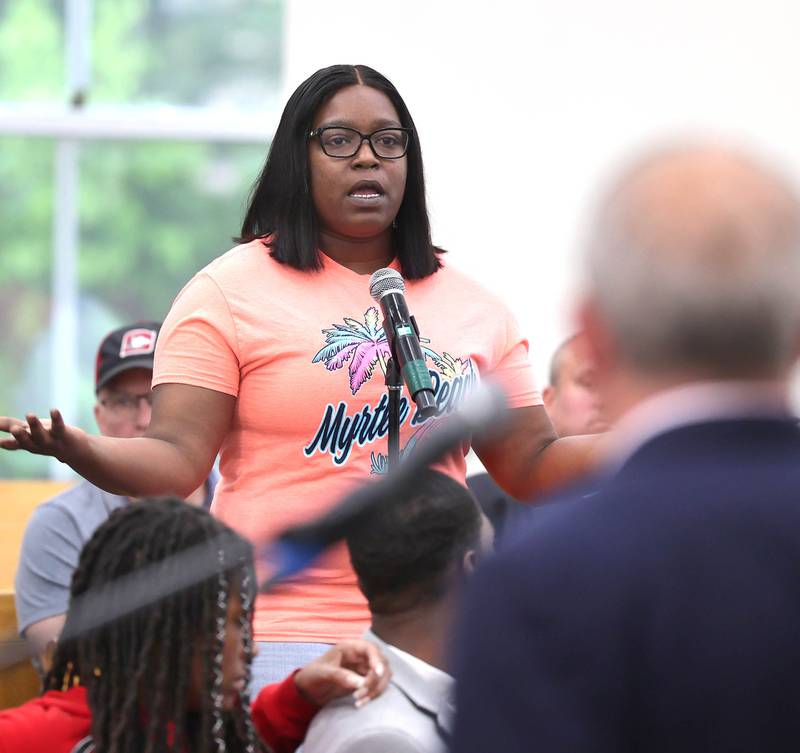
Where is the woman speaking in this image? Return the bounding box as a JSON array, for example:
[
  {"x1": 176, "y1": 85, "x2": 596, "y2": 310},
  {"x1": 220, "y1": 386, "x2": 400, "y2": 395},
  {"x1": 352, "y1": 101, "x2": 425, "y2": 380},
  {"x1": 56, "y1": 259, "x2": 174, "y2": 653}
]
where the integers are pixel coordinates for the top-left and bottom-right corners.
[{"x1": 1, "y1": 64, "x2": 594, "y2": 690}]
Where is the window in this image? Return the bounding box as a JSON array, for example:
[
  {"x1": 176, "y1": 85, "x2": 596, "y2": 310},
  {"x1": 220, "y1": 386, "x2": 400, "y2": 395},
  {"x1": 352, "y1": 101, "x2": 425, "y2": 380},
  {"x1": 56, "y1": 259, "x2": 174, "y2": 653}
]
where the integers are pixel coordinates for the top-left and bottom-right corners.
[{"x1": 0, "y1": 0, "x2": 282, "y2": 478}]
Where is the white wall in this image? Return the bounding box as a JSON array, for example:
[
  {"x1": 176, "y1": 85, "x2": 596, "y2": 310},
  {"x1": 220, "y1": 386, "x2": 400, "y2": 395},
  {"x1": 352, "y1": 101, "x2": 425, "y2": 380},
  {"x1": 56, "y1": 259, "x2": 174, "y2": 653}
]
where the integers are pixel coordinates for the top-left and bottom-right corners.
[{"x1": 284, "y1": 0, "x2": 800, "y2": 385}]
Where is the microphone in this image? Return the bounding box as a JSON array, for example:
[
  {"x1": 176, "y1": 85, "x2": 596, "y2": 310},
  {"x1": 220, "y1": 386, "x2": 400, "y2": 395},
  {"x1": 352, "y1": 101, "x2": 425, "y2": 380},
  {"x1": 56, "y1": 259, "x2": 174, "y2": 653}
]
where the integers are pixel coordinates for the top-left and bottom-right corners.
[
  {"x1": 259, "y1": 383, "x2": 509, "y2": 589},
  {"x1": 369, "y1": 268, "x2": 438, "y2": 419}
]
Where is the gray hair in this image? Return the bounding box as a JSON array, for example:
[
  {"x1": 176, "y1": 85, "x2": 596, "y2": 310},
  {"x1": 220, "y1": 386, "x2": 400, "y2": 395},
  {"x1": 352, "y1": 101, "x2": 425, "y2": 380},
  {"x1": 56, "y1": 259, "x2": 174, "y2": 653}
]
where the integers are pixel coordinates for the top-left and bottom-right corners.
[{"x1": 586, "y1": 145, "x2": 800, "y2": 378}]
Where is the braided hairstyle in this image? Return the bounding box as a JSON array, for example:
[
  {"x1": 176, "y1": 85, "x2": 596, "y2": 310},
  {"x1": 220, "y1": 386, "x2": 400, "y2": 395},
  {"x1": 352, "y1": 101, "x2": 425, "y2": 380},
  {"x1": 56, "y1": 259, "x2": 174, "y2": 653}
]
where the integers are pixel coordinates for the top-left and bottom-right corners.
[{"x1": 46, "y1": 497, "x2": 264, "y2": 753}]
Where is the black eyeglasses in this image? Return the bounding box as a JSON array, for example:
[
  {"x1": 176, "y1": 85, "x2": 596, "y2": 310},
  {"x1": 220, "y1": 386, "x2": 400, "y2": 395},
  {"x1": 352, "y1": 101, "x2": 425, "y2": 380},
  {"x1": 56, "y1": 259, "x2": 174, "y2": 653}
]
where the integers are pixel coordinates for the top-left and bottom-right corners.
[
  {"x1": 308, "y1": 126, "x2": 412, "y2": 159},
  {"x1": 99, "y1": 392, "x2": 153, "y2": 415}
]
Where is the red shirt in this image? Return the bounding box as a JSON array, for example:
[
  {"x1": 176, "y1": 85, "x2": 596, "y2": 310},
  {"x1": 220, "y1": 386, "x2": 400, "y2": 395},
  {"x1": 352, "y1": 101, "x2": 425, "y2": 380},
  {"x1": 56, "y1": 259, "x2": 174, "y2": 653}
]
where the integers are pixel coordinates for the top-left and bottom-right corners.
[{"x1": 0, "y1": 675, "x2": 318, "y2": 753}]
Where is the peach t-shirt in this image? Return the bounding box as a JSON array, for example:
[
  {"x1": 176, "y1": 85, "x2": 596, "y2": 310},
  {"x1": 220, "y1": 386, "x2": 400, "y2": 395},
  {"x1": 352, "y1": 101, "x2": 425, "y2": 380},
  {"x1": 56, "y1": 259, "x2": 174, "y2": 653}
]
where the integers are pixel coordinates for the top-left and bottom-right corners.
[{"x1": 153, "y1": 240, "x2": 541, "y2": 642}]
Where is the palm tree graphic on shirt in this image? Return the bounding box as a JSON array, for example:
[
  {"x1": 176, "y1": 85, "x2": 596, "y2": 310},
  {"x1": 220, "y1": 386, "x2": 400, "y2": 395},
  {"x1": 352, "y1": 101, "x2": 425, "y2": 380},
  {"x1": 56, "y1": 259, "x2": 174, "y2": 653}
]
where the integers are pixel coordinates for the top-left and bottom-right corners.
[
  {"x1": 312, "y1": 306, "x2": 441, "y2": 395},
  {"x1": 428, "y1": 351, "x2": 472, "y2": 379},
  {"x1": 310, "y1": 307, "x2": 477, "y2": 473}
]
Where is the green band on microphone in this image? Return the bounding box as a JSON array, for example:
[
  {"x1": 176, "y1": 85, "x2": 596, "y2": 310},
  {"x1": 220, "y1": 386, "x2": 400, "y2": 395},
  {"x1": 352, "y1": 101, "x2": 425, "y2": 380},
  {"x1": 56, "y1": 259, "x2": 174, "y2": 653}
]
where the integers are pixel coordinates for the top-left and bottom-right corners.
[{"x1": 401, "y1": 359, "x2": 433, "y2": 396}]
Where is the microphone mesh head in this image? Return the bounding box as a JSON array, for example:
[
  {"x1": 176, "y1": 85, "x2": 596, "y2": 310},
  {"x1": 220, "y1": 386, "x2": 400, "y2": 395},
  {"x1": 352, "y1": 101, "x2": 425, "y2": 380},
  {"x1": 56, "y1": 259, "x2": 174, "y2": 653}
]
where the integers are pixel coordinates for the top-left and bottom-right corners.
[{"x1": 369, "y1": 267, "x2": 405, "y2": 301}]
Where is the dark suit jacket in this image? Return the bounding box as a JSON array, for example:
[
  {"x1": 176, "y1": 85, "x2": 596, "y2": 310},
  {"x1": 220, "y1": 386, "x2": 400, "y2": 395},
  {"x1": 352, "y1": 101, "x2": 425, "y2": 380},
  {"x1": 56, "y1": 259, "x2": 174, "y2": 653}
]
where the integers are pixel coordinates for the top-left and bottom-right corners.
[{"x1": 452, "y1": 417, "x2": 800, "y2": 753}]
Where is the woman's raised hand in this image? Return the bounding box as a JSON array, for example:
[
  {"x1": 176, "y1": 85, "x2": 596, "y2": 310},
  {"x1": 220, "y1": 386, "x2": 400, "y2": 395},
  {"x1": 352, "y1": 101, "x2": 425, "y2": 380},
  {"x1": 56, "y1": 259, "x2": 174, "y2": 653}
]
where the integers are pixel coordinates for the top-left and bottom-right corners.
[
  {"x1": 0, "y1": 410, "x2": 86, "y2": 461},
  {"x1": 293, "y1": 639, "x2": 391, "y2": 708}
]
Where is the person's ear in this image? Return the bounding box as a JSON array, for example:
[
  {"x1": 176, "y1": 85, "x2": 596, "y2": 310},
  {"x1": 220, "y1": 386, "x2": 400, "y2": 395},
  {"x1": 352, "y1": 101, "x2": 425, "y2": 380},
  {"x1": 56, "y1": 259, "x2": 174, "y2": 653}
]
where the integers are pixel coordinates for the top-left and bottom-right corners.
[
  {"x1": 94, "y1": 395, "x2": 110, "y2": 435},
  {"x1": 463, "y1": 549, "x2": 478, "y2": 575},
  {"x1": 542, "y1": 385, "x2": 555, "y2": 407}
]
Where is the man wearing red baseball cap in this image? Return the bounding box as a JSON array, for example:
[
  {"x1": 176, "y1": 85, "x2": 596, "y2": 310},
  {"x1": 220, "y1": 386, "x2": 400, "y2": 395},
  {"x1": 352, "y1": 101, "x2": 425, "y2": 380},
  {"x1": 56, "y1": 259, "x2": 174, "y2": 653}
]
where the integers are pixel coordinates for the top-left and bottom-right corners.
[{"x1": 14, "y1": 322, "x2": 217, "y2": 675}]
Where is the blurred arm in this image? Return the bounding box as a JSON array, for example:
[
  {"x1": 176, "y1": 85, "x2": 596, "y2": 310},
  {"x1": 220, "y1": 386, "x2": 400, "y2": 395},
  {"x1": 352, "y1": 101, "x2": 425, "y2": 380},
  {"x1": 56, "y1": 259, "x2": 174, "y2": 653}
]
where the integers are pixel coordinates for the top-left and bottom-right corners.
[{"x1": 473, "y1": 404, "x2": 600, "y2": 500}]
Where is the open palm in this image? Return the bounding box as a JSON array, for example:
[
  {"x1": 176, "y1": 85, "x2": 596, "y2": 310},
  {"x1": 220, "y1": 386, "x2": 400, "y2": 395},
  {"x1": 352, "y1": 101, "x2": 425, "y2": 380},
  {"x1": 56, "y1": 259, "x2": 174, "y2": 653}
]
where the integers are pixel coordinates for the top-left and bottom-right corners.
[{"x1": 0, "y1": 409, "x2": 84, "y2": 460}]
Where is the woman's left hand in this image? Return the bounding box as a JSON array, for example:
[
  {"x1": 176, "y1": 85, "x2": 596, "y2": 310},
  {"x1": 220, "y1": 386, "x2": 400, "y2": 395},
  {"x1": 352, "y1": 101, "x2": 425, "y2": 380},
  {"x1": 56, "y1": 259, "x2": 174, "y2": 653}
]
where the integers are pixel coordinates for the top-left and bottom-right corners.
[{"x1": 293, "y1": 639, "x2": 390, "y2": 708}]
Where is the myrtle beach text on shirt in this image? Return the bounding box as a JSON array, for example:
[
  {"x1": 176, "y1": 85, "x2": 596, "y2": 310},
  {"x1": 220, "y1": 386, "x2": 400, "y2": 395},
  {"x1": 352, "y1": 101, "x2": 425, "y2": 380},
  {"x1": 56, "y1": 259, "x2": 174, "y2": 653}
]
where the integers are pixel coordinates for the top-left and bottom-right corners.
[{"x1": 304, "y1": 366, "x2": 478, "y2": 466}]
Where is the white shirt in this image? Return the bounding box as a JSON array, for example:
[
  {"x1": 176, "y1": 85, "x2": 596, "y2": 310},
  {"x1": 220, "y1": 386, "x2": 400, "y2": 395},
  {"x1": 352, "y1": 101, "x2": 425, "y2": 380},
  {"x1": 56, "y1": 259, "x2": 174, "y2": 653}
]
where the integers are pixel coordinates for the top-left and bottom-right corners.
[{"x1": 387, "y1": 641, "x2": 454, "y2": 689}]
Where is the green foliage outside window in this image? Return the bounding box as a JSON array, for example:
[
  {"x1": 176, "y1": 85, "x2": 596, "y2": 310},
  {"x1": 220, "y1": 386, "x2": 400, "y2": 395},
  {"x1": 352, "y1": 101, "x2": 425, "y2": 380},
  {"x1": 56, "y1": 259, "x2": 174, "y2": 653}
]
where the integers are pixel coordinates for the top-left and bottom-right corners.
[{"x1": 0, "y1": 0, "x2": 282, "y2": 477}]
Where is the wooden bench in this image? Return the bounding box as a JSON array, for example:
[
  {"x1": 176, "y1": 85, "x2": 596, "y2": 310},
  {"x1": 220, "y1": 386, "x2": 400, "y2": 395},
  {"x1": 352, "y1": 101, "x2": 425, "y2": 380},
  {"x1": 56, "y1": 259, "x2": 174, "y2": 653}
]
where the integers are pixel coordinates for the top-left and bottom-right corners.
[
  {"x1": 0, "y1": 480, "x2": 74, "y2": 709},
  {"x1": 0, "y1": 589, "x2": 41, "y2": 709},
  {"x1": 0, "y1": 479, "x2": 74, "y2": 590}
]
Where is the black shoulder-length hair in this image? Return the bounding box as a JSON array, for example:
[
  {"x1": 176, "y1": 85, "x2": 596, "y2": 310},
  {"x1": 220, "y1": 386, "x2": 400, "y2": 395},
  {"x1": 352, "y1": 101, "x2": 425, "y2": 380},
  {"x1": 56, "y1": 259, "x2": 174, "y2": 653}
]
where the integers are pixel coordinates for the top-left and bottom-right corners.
[{"x1": 237, "y1": 64, "x2": 443, "y2": 280}]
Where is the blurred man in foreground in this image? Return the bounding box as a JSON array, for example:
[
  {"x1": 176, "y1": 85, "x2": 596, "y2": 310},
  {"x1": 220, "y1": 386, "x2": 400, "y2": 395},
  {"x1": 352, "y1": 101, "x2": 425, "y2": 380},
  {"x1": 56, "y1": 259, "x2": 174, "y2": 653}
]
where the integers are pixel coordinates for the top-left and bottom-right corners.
[
  {"x1": 453, "y1": 143, "x2": 800, "y2": 752},
  {"x1": 14, "y1": 322, "x2": 216, "y2": 674}
]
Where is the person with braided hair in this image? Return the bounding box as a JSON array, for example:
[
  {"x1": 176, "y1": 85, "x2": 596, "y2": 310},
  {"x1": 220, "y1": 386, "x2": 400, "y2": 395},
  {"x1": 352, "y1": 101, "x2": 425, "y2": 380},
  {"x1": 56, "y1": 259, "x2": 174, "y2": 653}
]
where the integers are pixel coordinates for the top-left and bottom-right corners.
[
  {"x1": 15, "y1": 321, "x2": 219, "y2": 679},
  {"x1": 0, "y1": 498, "x2": 389, "y2": 753}
]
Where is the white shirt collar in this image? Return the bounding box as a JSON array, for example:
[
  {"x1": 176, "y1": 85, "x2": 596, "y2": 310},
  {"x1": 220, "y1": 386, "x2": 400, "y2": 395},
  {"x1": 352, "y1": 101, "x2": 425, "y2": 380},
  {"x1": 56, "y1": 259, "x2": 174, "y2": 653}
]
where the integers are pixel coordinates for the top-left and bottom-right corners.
[
  {"x1": 603, "y1": 379, "x2": 792, "y2": 472},
  {"x1": 385, "y1": 642, "x2": 454, "y2": 686}
]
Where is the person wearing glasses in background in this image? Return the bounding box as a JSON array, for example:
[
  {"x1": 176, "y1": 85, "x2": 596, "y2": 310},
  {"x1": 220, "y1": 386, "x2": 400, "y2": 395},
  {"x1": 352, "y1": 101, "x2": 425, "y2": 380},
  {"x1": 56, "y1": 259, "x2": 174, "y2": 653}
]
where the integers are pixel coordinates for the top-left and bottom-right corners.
[
  {"x1": 2, "y1": 64, "x2": 598, "y2": 693},
  {"x1": 14, "y1": 322, "x2": 217, "y2": 677}
]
